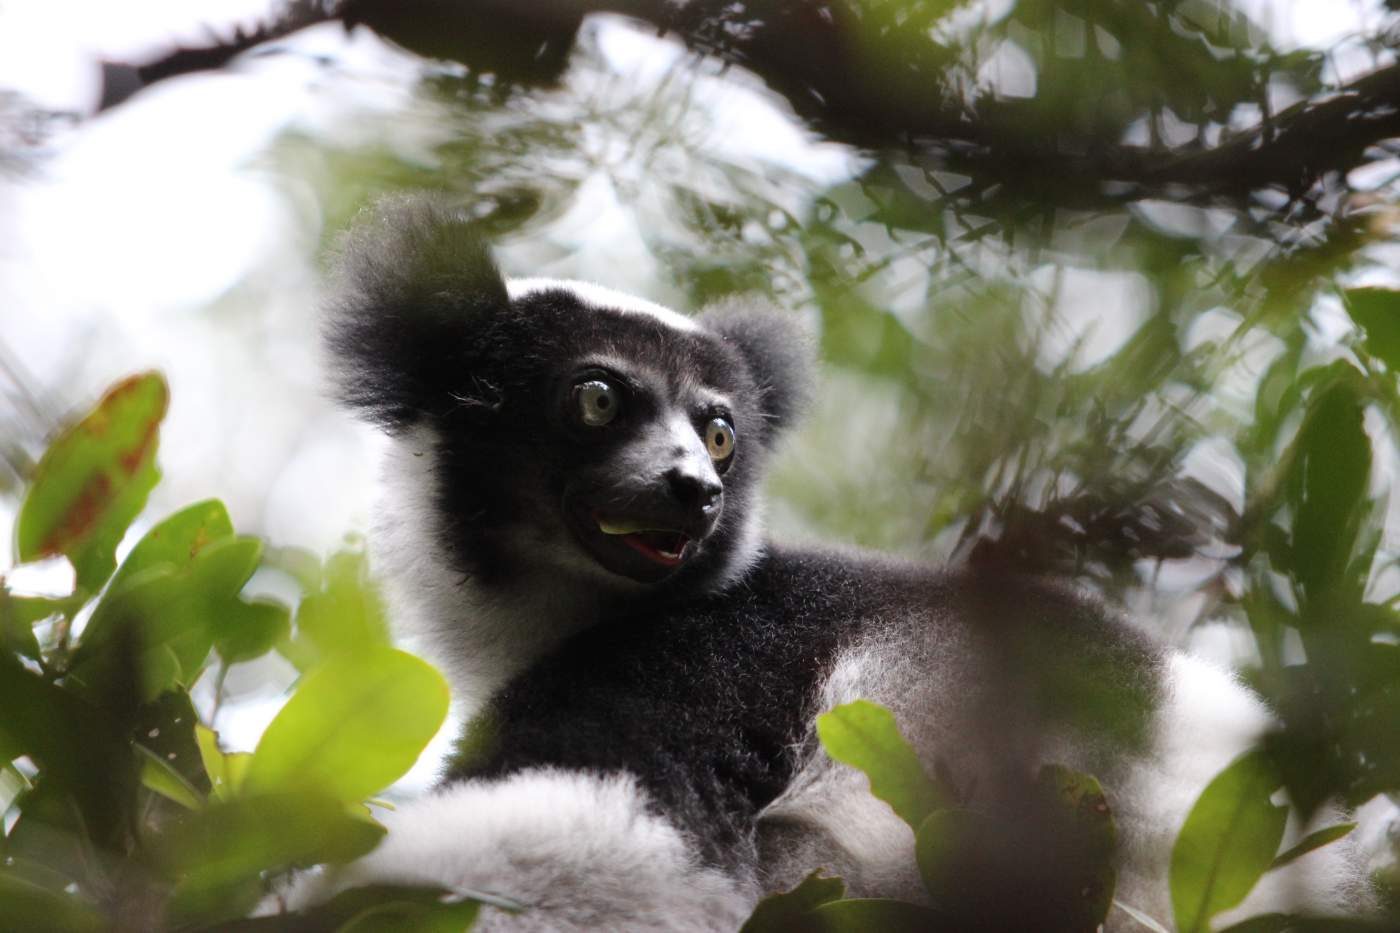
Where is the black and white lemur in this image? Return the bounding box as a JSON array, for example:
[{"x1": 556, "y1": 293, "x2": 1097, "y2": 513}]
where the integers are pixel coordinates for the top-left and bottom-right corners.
[{"x1": 296, "y1": 196, "x2": 1369, "y2": 930}]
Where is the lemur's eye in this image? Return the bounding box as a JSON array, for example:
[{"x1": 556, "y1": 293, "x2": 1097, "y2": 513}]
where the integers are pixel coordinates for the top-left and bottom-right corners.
[
  {"x1": 574, "y1": 380, "x2": 620, "y2": 427},
  {"x1": 705, "y1": 417, "x2": 736, "y2": 462}
]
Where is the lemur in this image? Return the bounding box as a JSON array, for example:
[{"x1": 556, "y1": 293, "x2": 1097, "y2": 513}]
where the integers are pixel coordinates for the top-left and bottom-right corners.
[{"x1": 295, "y1": 195, "x2": 1369, "y2": 931}]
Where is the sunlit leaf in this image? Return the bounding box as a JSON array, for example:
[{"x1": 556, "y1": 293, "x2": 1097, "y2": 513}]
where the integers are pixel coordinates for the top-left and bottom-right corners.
[
  {"x1": 740, "y1": 871, "x2": 846, "y2": 933},
  {"x1": 1170, "y1": 750, "x2": 1287, "y2": 933},
  {"x1": 106, "y1": 498, "x2": 234, "y2": 596},
  {"x1": 16, "y1": 372, "x2": 168, "y2": 594},
  {"x1": 816, "y1": 699, "x2": 945, "y2": 830},
  {"x1": 245, "y1": 646, "x2": 449, "y2": 802},
  {"x1": 283, "y1": 549, "x2": 391, "y2": 670}
]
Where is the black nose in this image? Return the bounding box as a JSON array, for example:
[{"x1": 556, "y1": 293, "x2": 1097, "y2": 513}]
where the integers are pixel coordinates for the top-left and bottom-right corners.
[{"x1": 666, "y1": 468, "x2": 722, "y2": 511}]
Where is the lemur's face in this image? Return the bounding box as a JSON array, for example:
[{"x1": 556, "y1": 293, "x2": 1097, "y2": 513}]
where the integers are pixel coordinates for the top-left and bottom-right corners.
[
  {"x1": 554, "y1": 351, "x2": 736, "y2": 583},
  {"x1": 429, "y1": 281, "x2": 769, "y2": 592},
  {"x1": 326, "y1": 197, "x2": 809, "y2": 595}
]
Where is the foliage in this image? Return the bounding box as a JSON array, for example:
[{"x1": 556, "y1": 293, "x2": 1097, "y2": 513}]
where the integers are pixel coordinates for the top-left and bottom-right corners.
[{"x1": 0, "y1": 376, "x2": 470, "y2": 932}]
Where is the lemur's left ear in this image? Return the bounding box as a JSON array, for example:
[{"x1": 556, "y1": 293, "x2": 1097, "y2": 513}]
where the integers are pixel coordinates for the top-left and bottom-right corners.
[
  {"x1": 697, "y1": 302, "x2": 815, "y2": 436},
  {"x1": 324, "y1": 195, "x2": 508, "y2": 432}
]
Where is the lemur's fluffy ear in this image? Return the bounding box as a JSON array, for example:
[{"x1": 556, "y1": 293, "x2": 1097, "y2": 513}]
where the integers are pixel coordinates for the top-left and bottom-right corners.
[
  {"x1": 324, "y1": 195, "x2": 508, "y2": 432},
  {"x1": 697, "y1": 302, "x2": 815, "y2": 438}
]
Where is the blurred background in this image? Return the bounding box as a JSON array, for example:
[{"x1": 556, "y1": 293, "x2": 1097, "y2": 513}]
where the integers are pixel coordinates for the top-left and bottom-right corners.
[{"x1": 3, "y1": 0, "x2": 1400, "y2": 904}]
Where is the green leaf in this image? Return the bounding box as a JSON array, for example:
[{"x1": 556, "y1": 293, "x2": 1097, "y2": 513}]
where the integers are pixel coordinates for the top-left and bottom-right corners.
[
  {"x1": 214, "y1": 598, "x2": 292, "y2": 665},
  {"x1": 138, "y1": 743, "x2": 205, "y2": 810},
  {"x1": 740, "y1": 871, "x2": 846, "y2": 933},
  {"x1": 816, "y1": 699, "x2": 945, "y2": 829},
  {"x1": 16, "y1": 372, "x2": 169, "y2": 594},
  {"x1": 107, "y1": 498, "x2": 234, "y2": 596},
  {"x1": 284, "y1": 549, "x2": 391, "y2": 670},
  {"x1": 0, "y1": 586, "x2": 52, "y2": 660},
  {"x1": 245, "y1": 647, "x2": 449, "y2": 802},
  {"x1": 1268, "y1": 822, "x2": 1356, "y2": 871},
  {"x1": 69, "y1": 536, "x2": 264, "y2": 701},
  {"x1": 336, "y1": 898, "x2": 482, "y2": 933},
  {"x1": 0, "y1": 653, "x2": 137, "y2": 848},
  {"x1": 0, "y1": 871, "x2": 104, "y2": 933},
  {"x1": 803, "y1": 898, "x2": 943, "y2": 932},
  {"x1": 1343, "y1": 288, "x2": 1400, "y2": 370},
  {"x1": 1284, "y1": 372, "x2": 1373, "y2": 610},
  {"x1": 1170, "y1": 750, "x2": 1288, "y2": 933},
  {"x1": 158, "y1": 791, "x2": 387, "y2": 926}
]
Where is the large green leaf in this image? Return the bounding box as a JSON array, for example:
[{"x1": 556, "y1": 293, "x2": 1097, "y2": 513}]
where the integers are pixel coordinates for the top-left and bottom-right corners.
[
  {"x1": 1170, "y1": 750, "x2": 1287, "y2": 933},
  {"x1": 16, "y1": 373, "x2": 168, "y2": 594},
  {"x1": 816, "y1": 699, "x2": 946, "y2": 830},
  {"x1": 244, "y1": 646, "x2": 449, "y2": 802}
]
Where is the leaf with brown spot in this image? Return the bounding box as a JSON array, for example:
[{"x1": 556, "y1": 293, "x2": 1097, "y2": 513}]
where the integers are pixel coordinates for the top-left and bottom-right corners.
[{"x1": 17, "y1": 373, "x2": 169, "y2": 594}]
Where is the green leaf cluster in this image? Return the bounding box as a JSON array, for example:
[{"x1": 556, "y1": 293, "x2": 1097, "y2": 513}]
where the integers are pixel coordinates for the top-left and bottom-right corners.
[{"x1": 0, "y1": 375, "x2": 466, "y2": 932}]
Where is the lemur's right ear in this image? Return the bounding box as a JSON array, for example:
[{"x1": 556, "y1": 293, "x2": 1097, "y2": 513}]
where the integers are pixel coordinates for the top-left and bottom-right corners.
[{"x1": 324, "y1": 195, "x2": 508, "y2": 432}]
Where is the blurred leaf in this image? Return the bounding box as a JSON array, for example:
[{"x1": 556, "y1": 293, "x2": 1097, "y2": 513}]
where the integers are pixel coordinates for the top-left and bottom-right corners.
[
  {"x1": 138, "y1": 743, "x2": 205, "y2": 810},
  {"x1": 740, "y1": 871, "x2": 847, "y2": 933},
  {"x1": 106, "y1": 498, "x2": 234, "y2": 596},
  {"x1": 0, "y1": 653, "x2": 136, "y2": 847},
  {"x1": 816, "y1": 699, "x2": 946, "y2": 830},
  {"x1": 69, "y1": 536, "x2": 263, "y2": 701},
  {"x1": 0, "y1": 871, "x2": 103, "y2": 933},
  {"x1": 914, "y1": 807, "x2": 996, "y2": 906},
  {"x1": 283, "y1": 549, "x2": 391, "y2": 670},
  {"x1": 1284, "y1": 369, "x2": 1373, "y2": 611},
  {"x1": 1111, "y1": 899, "x2": 1172, "y2": 933},
  {"x1": 1343, "y1": 288, "x2": 1400, "y2": 370},
  {"x1": 1268, "y1": 822, "x2": 1355, "y2": 871},
  {"x1": 16, "y1": 372, "x2": 168, "y2": 594},
  {"x1": 335, "y1": 898, "x2": 482, "y2": 933},
  {"x1": 158, "y1": 791, "x2": 387, "y2": 926},
  {"x1": 802, "y1": 898, "x2": 943, "y2": 932},
  {"x1": 215, "y1": 598, "x2": 292, "y2": 665},
  {"x1": 245, "y1": 646, "x2": 449, "y2": 802},
  {"x1": 0, "y1": 585, "x2": 53, "y2": 660},
  {"x1": 1170, "y1": 750, "x2": 1287, "y2": 933}
]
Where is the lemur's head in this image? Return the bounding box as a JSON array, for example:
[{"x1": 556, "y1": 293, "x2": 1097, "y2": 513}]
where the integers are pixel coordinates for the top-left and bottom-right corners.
[{"x1": 327, "y1": 196, "x2": 811, "y2": 600}]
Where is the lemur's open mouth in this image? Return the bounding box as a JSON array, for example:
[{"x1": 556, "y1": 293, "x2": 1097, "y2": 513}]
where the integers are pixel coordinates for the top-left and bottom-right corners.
[{"x1": 595, "y1": 515, "x2": 690, "y2": 567}]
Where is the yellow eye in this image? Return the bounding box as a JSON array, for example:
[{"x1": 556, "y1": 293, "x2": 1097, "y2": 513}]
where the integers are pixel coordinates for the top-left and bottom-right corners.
[
  {"x1": 705, "y1": 417, "x2": 735, "y2": 461},
  {"x1": 575, "y1": 380, "x2": 620, "y2": 426}
]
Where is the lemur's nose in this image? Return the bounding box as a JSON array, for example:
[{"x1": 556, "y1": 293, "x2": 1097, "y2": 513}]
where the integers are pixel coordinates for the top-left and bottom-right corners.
[{"x1": 667, "y1": 468, "x2": 722, "y2": 512}]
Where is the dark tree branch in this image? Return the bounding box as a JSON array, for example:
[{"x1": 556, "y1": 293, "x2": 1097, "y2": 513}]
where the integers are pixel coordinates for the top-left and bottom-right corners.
[{"x1": 102, "y1": 0, "x2": 1400, "y2": 207}]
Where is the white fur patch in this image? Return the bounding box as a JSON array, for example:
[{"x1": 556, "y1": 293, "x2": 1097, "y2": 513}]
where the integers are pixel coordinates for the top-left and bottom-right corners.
[
  {"x1": 507, "y1": 278, "x2": 700, "y2": 333},
  {"x1": 285, "y1": 770, "x2": 754, "y2": 932}
]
